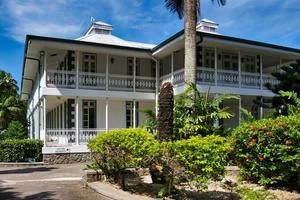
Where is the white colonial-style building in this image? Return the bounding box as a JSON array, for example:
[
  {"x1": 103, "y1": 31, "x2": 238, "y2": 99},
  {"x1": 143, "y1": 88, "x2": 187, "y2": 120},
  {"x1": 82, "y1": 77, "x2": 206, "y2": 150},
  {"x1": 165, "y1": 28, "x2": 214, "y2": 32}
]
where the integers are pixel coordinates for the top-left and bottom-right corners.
[{"x1": 21, "y1": 19, "x2": 300, "y2": 156}]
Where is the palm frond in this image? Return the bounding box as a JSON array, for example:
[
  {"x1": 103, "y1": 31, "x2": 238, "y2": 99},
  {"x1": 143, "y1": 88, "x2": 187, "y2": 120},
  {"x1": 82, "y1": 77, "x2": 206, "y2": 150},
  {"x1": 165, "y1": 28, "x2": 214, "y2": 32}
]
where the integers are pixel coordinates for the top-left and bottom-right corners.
[
  {"x1": 212, "y1": 0, "x2": 227, "y2": 6},
  {"x1": 164, "y1": 0, "x2": 184, "y2": 19},
  {"x1": 212, "y1": 94, "x2": 240, "y2": 107}
]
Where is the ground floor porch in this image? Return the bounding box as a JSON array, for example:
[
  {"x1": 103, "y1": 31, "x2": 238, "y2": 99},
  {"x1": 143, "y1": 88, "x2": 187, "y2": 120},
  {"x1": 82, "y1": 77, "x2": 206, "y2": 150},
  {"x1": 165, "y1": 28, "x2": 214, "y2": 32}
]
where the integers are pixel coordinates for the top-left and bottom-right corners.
[{"x1": 28, "y1": 94, "x2": 272, "y2": 154}]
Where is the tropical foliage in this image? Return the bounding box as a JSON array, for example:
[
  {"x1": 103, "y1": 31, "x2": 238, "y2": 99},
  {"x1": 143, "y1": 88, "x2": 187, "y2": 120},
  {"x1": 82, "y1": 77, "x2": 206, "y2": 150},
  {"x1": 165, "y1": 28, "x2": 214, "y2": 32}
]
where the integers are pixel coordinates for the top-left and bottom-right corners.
[
  {"x1": 88, "y1": 129, "x2": 229, "y2": 195},
  {"x1": 0, "y1": 70, "x2": 27, "y2": 132},
  {"x1": 265, "y1": 60, "x2": 300, "y2": 115},
  {"x1": 231, "y1": 114, "x2": 300, "y2": 186},
  {"x1": 173, "y1": 83, "x2": 239, "y2": 139}
]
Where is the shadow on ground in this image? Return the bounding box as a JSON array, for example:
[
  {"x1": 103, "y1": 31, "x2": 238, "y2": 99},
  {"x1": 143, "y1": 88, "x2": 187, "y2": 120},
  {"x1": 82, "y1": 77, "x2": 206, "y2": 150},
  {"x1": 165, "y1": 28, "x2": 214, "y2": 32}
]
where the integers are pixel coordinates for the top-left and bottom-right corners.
[
  {"x1": 0, "y1": 182, "x2": 55, "y2": 200},
  {"x1": 123, "y1": 182, "x2": 242, "y2": 200},
  {"x1": 0, "y1": 167, "x2": 58, "y2": 175}
]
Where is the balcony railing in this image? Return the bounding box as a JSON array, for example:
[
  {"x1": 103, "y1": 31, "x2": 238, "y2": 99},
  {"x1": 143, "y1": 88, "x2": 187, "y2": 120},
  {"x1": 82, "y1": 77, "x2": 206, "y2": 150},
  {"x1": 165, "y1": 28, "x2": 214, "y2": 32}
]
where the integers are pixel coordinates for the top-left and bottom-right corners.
[
  {"x1": 45, "y1": 129, "x2": 76, "y2": 147},
  {"x1": 160, "y1": 67, "x2": 279, "y2": 89},
  {"x1": 79, "y1": 129, "x2": 106, "y2": 144},
  {"x1": 45, "y1": 129, "x2": 106, "y2": 146},
  {"x1": 79, "y1": 72, "x2": 106, "y2": 89},
  {"x1": 46, "y1": 70, "x2": 155, "y2": 92},
  {"x1": 46, "y1": 70, "x2": 76, "y2": 88}
]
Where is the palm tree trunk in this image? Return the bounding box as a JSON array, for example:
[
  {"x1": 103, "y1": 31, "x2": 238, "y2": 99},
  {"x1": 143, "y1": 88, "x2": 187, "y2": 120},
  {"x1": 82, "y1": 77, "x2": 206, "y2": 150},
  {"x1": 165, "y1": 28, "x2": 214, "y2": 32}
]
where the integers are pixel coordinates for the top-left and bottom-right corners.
[{"x1": 184, "y1": 0, "x2": 197, "y2": 84}]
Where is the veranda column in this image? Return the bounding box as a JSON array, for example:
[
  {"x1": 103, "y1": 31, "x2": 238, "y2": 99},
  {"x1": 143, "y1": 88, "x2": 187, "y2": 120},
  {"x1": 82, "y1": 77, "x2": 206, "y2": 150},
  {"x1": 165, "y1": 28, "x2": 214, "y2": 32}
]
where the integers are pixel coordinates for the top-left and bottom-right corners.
[
  {"x1": 259, "y1": 97, "x2": 264, "y2": 119},
  {"x1": 75, "y1": 97, "x2": 79, "y2": 145},
  {"x1": 238, "y1": 51, "x2": 241, "y2": 88},
  {"x1": 133, "y1": 57, "x2": 136, "y2": 92},
  {"x1": 133, "y1": 99, "x2": 136, "y2": 128},
  {"x1": 43, "y1": 96, "x2": 47, "y2": 147},
  {"x1": 171, "y1": 52, "x2": 174, "y2": 84},
  {"x1": 76, "y1": 51, "x2": 79, "y2": 89},
  {"x1": 214, "y1": 47, "x2": 218, "y2": 86},
  {"x1": 155, "y1": 60, "x2": 159, "y2": 117},
  {"x1": 43, "y1": 51, "x2": 47, "y2": 87},
  {"x1": 105, "y1": 98, "x2": 109, "y2": 131},
  {"x1": 106, "y1": 54, "x2": 109, "y2": 91},
  {"x1": 260, "y1": 54, "x2": 263, "y2": 89}
]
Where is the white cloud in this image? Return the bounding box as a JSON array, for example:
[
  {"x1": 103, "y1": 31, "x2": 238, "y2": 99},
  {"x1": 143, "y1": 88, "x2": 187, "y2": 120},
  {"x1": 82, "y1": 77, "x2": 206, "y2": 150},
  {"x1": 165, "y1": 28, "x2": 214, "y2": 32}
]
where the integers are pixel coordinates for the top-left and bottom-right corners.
[{"x1": 0, "y1": 0, "x2": 83, "y2": 42}]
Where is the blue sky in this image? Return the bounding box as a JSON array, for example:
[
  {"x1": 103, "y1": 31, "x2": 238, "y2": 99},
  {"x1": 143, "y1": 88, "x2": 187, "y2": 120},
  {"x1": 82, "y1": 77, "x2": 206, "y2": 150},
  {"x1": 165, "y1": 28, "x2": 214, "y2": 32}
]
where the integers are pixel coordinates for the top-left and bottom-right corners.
[{"x1": 1, "y1": 0, "x2": 300, "y2": 90}]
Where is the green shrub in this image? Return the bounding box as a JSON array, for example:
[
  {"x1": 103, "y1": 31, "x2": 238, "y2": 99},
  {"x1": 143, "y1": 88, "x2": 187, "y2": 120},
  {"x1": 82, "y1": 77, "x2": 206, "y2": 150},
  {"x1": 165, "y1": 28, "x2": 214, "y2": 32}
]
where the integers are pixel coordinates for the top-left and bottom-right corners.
[
  {"x1": 150, "y1": 135, "x2": 230, "y2": 193},
  {"x1": 88, "y1": 128, "x2": 156, "y2": 171},
  {"x1": 231, "y1": 114, "x2": 300, "y2": 186},
  {"x1": 0, "y1": 139, "x2": 43, "y2": 162},
  {"x1": 0, "y1": 121, "x2": 28, "y2": 140}
]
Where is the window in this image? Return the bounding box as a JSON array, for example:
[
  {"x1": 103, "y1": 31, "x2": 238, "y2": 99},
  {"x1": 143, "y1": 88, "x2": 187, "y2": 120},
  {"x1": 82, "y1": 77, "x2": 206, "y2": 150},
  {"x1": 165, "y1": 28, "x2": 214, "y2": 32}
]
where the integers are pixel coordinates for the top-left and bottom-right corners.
[
  {"x1": 82, "y1": 53, "x2": 97, "y2": 73},
  {"x1": 222, "y1": 52, "x2": 238, "y2": 71},
  {"x1": 126, "y1": 101, "x2": 139, "y2": 128},
  {"x1": 242, "y1": 55, "x2": 256, "y2": 72},
  {"x1": 82, "y1": 100, "x2": 96, "y2": 129},
  {"x1": 203, "y1": 48, "x2": 215, "y2": 68}
]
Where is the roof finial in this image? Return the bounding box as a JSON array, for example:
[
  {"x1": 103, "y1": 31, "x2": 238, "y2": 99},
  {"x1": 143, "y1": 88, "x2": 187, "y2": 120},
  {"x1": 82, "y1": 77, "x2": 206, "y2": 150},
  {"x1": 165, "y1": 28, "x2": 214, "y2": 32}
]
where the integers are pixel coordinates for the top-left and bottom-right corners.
[{"x1": 90, "y1": 16, "x2": 95, "y2": 23}]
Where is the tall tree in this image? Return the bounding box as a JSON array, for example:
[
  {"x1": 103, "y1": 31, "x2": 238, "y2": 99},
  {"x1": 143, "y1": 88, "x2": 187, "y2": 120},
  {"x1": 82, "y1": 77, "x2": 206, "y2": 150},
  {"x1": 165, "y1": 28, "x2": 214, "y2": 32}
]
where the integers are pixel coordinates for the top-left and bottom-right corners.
[
  {"x1": 165, "y1": 0, "x2": 226, "y2": 84},
  {"x1": 0, "y1": 70, "x2": 27, "y2": 131}
]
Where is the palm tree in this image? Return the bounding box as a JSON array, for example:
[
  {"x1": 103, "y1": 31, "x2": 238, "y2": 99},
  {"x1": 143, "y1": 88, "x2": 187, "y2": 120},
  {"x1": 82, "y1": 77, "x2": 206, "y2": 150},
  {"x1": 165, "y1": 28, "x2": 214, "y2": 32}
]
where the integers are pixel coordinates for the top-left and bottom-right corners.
[
  {"x1": 0, "y1": 71, "x2": 18, "y2": 99},
  {"x1": 165, "y1": 0, "x2": 226, "y2": 84},
  {"x1": 0, "y1": 95, "x2": 22, "y2": 130}
]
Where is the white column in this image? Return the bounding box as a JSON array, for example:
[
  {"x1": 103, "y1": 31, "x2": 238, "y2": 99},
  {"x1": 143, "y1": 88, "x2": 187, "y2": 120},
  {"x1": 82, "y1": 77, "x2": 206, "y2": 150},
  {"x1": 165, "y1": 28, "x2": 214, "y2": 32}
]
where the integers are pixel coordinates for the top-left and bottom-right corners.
[
  {"x1": 155, "y1": 60, "x2": 159, "y2": 117},
  {"x1": 75, "y1": 97, "x2": 79, "y2": 145},
  {"x1": 260, "y1": 98, "x2": 264, "y2": 119},
  {"x1": 238, "y1": 51, "x2": 241, "y2": 88},
  {"x1": 106, "y1": 54, "x2": 109, "y2": 91},
  {"x1": 58, "y1": 104, "x2": 61, "y2": 129},
  {"x1": 171, "y1": 52, "x2": 174, "y2": 83},
  {"x1": 133, "y1": 57, "x2": 136, "y2": 92},
  {"x1": 43, "y1": 51, "x2": 47, "y2": 87},
  {"x1": 214, "y1": 47, "x2": 218, "y2": 86},
  {"x1": 76, "y1": 51, "x2": 79, "y2": 89},
  {"x1": 239, "y1": 96, "x2": 242, "y2": 125},
  {"x1": 133, "y1": 99, "x2": 136, "y2": 128},
  {"x1": 105, "y1": 98, "x2": 109, "y2": 131},
  {"x1": 43, "y1": 97, "x2": 47, "y2": 147},
  {"x1": 62, "y1": 101, "x2": 64, "y2": 129},
  {"x1": 260, "y1": 54, "x2": 263, "y2": 89}
]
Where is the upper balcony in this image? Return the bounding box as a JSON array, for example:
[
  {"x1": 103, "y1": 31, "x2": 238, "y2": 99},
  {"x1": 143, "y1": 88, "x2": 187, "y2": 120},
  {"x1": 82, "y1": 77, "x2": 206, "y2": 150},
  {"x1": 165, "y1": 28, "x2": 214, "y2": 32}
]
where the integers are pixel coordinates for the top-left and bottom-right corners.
[
  {"x1": 44, "y1": 50, "x2": 156, "y2": 93},
  {"x1": 159, "y1": 47, "x2": 283, "y2": 93},
  {"x1": 160, "y1": 67, "x2": 279, "y2": 90}
]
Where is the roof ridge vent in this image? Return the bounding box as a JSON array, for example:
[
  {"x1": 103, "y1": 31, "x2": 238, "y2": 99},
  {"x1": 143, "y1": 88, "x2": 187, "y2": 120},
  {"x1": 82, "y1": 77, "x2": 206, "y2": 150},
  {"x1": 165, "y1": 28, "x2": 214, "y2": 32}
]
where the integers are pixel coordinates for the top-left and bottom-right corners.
[
  {"x1": 85, "y1": 20, "x2": 113, "y2": 36},
  {"x1": 197, "y1": 18, "x2": 219, "y2": 33}
]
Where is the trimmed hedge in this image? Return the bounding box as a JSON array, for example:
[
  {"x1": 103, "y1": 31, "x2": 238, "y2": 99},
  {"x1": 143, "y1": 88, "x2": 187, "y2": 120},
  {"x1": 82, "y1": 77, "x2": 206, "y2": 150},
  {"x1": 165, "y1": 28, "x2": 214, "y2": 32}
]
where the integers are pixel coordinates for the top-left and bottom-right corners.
[
  {"x1": 231, "y1": 114, "x2": 300, "y2": 186},
  {"x1": 0, "y1": 139, "x2": 43, "y2": 162},
  {"x1": 88, "y1": 128, "x2": 156, "y2": 170}
]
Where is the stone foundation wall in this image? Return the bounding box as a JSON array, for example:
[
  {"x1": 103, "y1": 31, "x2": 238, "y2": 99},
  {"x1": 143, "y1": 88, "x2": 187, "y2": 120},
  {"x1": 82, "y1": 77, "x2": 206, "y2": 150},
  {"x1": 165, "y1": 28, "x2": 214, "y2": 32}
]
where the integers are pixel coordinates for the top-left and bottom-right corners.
[{"x1": 43, "y1": 153, "x2": 91, "y2": 164}]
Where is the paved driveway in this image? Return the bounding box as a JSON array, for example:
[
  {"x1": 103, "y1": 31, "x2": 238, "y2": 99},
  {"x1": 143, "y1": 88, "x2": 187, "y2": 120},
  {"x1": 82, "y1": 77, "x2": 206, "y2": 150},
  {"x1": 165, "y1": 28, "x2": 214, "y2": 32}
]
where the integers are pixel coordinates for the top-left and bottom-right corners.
[{"x1": 0, "y1": 164, "x2": 109, "y2": 200}]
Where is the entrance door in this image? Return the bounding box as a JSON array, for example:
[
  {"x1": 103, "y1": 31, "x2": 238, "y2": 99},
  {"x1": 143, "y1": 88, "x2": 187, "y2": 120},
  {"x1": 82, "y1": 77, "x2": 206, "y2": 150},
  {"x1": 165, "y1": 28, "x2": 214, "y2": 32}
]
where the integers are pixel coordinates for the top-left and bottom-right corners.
[{"x1": 82, "y1": 100, "x2": 96, "y2": 129}]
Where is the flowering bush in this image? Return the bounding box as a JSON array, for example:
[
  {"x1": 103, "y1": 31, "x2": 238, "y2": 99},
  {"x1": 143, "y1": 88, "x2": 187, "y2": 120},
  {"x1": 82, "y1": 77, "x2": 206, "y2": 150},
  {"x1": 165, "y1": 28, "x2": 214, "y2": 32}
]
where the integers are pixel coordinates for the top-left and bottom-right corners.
[{"x1": 231, "y1": 114, "x2": 300, "y2": 186}]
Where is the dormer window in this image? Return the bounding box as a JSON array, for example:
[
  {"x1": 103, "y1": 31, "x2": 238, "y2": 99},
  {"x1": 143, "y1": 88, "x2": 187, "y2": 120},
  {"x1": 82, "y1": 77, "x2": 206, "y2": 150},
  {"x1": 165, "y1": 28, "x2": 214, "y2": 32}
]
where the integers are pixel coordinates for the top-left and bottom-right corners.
[{"x1": 85, "y1": 21, "x2": 113, "y2": 36}]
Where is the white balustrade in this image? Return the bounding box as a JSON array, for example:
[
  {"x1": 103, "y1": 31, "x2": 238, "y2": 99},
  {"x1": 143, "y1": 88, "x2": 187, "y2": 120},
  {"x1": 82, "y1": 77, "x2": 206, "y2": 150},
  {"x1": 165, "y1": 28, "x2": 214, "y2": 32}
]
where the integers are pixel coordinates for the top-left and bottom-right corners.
[
  {"x1": 46, "y1": 129, "x2": 76, "y2": 147},
  {"x1": 196, "y1": 67, "x2": 215, "y2": 84},
  {"x1": 47, "y1": 70, "x2": 76, "y2": 88},
  {"x1": 241, "y1": 72, "x2": 260, "y2": 89},
  {"x1": 173, "y1": 69, "x2": 184, "y2": 85},
  {"x1": 135, "y1": 76, "x2": 156, "y2": 92},
  {"x1": 108, "y1": 74, "x2": 134, "y2": 91},
  {"x1": 79, "y1": 72, "x2": 106, "y2": 89},
  {"x1": 79, "y1": 129, "x2": 106, "y2": 144},
  {"x1": 262, "y1": 74, "x2": 280, "y2": 88},
  {"x1": 217, "y1": 69, "x2": 239, "y2": 87}
]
